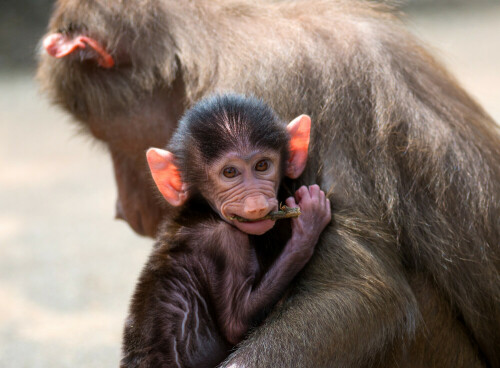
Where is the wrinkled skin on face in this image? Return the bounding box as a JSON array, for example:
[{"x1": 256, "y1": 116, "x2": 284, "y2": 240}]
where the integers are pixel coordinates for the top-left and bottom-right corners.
[{"x1": 205, "y1": 150, "x2": 281, "y2": 235}]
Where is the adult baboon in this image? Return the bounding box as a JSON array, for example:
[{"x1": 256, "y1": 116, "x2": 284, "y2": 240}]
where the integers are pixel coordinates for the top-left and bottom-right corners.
[{"x1": 38, "y1": 0, "x2": 500, "y2": 366}]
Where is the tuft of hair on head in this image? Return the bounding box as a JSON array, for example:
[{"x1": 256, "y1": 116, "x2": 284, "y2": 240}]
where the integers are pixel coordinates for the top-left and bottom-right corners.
[{"x1": 168, "y1": 93, "x2": 290, "y2": 187}]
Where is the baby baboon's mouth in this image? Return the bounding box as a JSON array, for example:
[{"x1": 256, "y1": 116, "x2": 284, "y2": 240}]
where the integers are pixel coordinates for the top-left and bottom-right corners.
[
  {"x1": 228, "y1": 206, "x2": 301, "y2": 222},
  {"x1": 228, "y1": 212, "x2": 273, "y2": 223}
]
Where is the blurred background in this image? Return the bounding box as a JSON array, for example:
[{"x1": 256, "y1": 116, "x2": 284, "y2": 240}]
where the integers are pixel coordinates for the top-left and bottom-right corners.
[{"x1": 0, "y1": 0, "x2": 499, "y2": 367}]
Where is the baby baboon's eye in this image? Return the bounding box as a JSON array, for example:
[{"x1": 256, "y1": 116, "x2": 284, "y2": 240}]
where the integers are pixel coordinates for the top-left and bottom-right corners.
[
  {"x1": 255, "y1": 160, "x2": 269, "y2": 172},
  {"x1": 223, "y1": 167, "x2": 239, "y2": 178}
]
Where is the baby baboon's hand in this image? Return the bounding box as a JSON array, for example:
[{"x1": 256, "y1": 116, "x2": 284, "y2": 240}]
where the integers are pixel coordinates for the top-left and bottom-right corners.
[{"x1": 286, "y1": 185, "x2": 331, "y2": 258}]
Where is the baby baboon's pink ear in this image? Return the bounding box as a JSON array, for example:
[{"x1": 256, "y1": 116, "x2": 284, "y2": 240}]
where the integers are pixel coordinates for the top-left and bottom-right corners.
[
  {"x1": 146, "y1": 148, "x2": 188, "y2": 207},
  {"x1": 286, "y1": 115, "x2": 311, "y2": 178}
]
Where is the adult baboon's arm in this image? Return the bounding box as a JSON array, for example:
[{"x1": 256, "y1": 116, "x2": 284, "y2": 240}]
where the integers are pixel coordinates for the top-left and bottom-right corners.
[{"x1": 220, "y1": 224, "x2": 418, "y2": 368}]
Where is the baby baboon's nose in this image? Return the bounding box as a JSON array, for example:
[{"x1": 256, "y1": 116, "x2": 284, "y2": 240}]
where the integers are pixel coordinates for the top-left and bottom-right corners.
[{"x1": 243, "y1": 196, "x2": 270, "y2": 219}]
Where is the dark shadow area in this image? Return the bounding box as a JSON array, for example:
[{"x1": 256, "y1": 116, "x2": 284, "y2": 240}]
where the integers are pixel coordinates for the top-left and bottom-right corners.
[{"x1": 0, "y1": 0, "x2": 54, "y2": 69}]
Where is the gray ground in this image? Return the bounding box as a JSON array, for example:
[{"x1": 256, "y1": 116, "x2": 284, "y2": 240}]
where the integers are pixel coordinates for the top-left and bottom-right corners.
[{"x1": 1, "y1": 4, "x2": 499, "y2": 367}]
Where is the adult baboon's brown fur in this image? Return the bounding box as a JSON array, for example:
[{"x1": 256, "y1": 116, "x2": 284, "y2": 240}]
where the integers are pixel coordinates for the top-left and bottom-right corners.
[{"x1": 38, "y1": 0, "x2": 500, "y2": 366}]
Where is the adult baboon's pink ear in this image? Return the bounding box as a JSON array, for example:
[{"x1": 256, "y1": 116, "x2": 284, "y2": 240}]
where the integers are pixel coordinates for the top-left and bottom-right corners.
[
  {"x1": 146, "y1": 148, "x2": 188, "y2": 207},
  {"x1": 286, "y1": 115, "x2": 311, "y2": 178},
  {"x1": 43, "y1": 33, "x2": 115, "y2": 68}
]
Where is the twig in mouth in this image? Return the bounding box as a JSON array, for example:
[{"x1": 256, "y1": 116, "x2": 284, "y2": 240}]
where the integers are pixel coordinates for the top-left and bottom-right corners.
[{"x1": 228, "y1": 205, "x2": 301, "y2": 222}]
